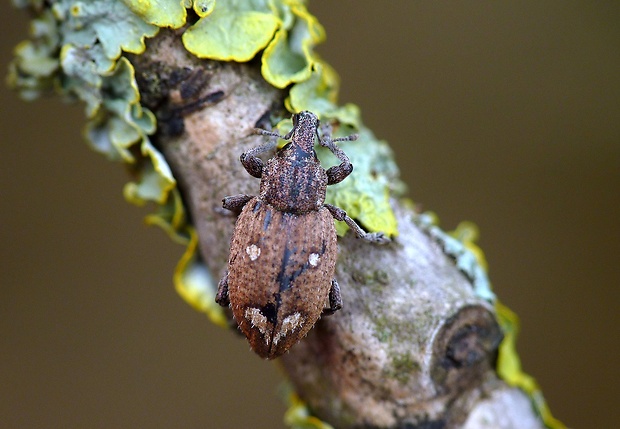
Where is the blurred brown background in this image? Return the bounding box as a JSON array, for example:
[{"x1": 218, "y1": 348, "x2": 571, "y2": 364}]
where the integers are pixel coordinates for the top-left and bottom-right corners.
[{"x1": 1, "y1": 1, "x2": 618, "y2": 428}]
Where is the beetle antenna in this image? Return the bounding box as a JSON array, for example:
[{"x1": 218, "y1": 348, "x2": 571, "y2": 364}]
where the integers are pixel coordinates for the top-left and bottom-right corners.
[
  {"x1": 332, "y1": 134, "x2": 359, "y2": 143},
  {"x1": 254, "y1": 128, "x2": 286, "y2": 139},
  {"x1": 319, "y1": 121, "x2": 358, "y2": 146}
]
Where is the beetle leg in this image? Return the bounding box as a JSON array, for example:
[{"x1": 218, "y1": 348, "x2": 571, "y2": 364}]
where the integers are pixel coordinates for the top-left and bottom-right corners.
[
  {"x1": 323, "y1": 279, "x2": 343, "y2": 316},
  {"x1": 325, "y1": 161, "x2": 353, "y2": 185},
  {"x1": 240, "y1": 135, "x2": 279, "y2": 178},
  {"x1": 319, "y1": 122, "x2": 358, "y2": 185},
  {"x1": 222, "y1": 194, "x2": 254, "y2": 215},
  {"x1": 215, "y1": 271, "x2": 230, "y2": 307},
  {"x1": 324, "y1": 204, "x2": 391, "y2": 244}
]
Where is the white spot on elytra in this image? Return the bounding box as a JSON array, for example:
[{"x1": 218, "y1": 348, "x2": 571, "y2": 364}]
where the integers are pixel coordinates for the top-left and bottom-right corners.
[
  {"x1": 273, "y1": 312, "x2": 304, "y2": 345},
  {"x1": 246, "y1": 244, "x2": 261, "y2": 261},
  {"x1": 244, "y1": 307, "x2": 271, "y2": 345},
  {"x1": 309, "y1": 253, "x2": 320, "y2": 266}
]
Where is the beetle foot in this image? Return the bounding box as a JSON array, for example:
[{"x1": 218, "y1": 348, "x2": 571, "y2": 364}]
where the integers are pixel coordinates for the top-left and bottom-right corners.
[
  {"x1": 323, "y1": 279, "x2": 343, "y2": 316},
  {"x1": 363, "y1": 232, "x2": 391, "y2": 245},
  {"x1": 221, "y1": 194, "x2": 254, "y2": 215},
  {"x1": 324, "y1": 204, "x2": 391, "y2": 245},
  {"x1": 215, "y1": 272, "x2": 230, "y2": 307}
]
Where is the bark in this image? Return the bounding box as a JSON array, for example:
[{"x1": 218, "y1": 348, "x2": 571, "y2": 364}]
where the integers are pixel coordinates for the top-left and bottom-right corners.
[{"x1": 130, "y1": 30, "x2": 544, "y2": 429}]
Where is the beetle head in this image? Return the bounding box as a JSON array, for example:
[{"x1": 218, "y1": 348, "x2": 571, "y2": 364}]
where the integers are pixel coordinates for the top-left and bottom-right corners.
[{"x1": 290, "y1": 111, "x2": 320, "y2": 153}]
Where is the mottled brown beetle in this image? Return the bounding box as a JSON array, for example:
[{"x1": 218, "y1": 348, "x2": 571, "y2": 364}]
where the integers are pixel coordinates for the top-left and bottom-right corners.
[{"x1": 216, "y1": 111, "x2": 389, "y2": 359}]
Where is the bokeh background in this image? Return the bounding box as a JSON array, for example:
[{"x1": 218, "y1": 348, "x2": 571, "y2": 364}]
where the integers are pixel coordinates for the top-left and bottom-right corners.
[{"x1": 1, "y1": 1, "x2": 618, "y2": 428}]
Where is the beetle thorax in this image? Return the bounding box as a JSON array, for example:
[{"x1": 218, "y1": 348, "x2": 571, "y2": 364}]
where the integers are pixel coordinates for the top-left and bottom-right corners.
[{"x1": 259, "y1": 144, "x2": 328, "y2": 213}]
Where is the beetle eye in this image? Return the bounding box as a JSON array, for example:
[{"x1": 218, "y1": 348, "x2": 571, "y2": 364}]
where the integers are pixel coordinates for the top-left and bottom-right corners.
[{"x1": 292, "y1": 113, "x2": 299, "y2": 128}]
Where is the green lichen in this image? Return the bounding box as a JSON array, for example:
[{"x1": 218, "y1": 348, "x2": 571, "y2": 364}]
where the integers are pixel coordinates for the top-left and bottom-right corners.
[
  {"x1": 60, "y1": 45, "x2": 104, "y2": 116},
  {"x1": 182, "y1": 0, "x2": 280, "y2": 61},
  {"x1": 387, "y1": 353, "x2": 420, "y2": 385},
  {"x1": 53, "y1": 0, "x2": 159, "y2": 64},
  {"x1": 496, "y1": 302, "x2": 567, "y2": 429},
  {"x1": 281, "y1": 384, "x2": 335, "y2": 429},
  {"x1": 286, "y1": 62, "x2": 362, "y2": 129},
  {"x1": 369, "y1": 305, "x2": 432, "y2": 350},
  {"x1": 450, "y1": 221, "x2": 488, "y2": 272},
  {"x1": 191, "y1": 0, "x2": 216, "y2": 18},
  {"x1": 371, "y1": 311, "x2": 393, "y2": 344},
  {"x1": 84, "y1": 57, "x2": 156, "y2": 162},
  {"x1": 9, "y1": 0, "x2": 195, "y2": 323},
  {"x1": 415, "y1": 212, "x2": 495, "y2": 302},
  {"x1": 374, "y1": 269, "x2": 390, "y2": 285},
  {"x1": 261, "y1": 4, "x2": 325, "y2": 88},
  {"x1": 7, "y1": 9, "x2": 59, "y2": 100},
  {"x1": 142, "y1": 188, "x2": 186, "y2": 242},
  {"x1": 320, "y1": 125, "x2": 400, "y2": 237},
  {"x1": 124, "y1": 139, "x2": 176, "y2": 205},
  {"x1": 173, "y1": 227, "x2": 228, "y2": 328},
  {"x1": 122, "y1": 0, "x2": 188, "y2": 29}
]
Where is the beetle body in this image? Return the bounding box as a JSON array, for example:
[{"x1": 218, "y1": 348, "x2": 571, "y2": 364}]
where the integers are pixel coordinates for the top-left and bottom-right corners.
[
  {"x1": 227, "y1": 198, "x2": 337, "y2": 358},
  {"x1": 217, "y1": 111, "x2": 388, "y2": 359}
]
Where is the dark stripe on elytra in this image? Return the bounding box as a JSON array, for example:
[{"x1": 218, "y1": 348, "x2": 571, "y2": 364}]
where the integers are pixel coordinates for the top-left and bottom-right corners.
[
  {"x1": 253, "y1": 200, "x2": 262, "y2": 212},
  {"x1": 276, "y1": 244, "x2": 316, "y2": 293},
  {"x1": 259, "y1": 302, "x2": 278, "y2": 325},
  {"x1": 276, "y1": 243, "x2": 296, "y2": 292},
  {"x1": 262, "y1": 207, "x2": 272, "y2": 231}
]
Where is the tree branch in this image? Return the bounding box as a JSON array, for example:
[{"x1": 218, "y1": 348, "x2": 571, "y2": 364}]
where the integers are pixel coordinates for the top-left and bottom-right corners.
[{"x1": 131, "y1": 31, "x2": 545, "y2": 429}]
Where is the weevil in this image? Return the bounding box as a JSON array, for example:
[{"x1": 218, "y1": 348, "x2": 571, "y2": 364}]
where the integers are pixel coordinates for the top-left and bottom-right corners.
[{"x1": 216, "y1": 111, "x2": 389, "y2": 359}]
